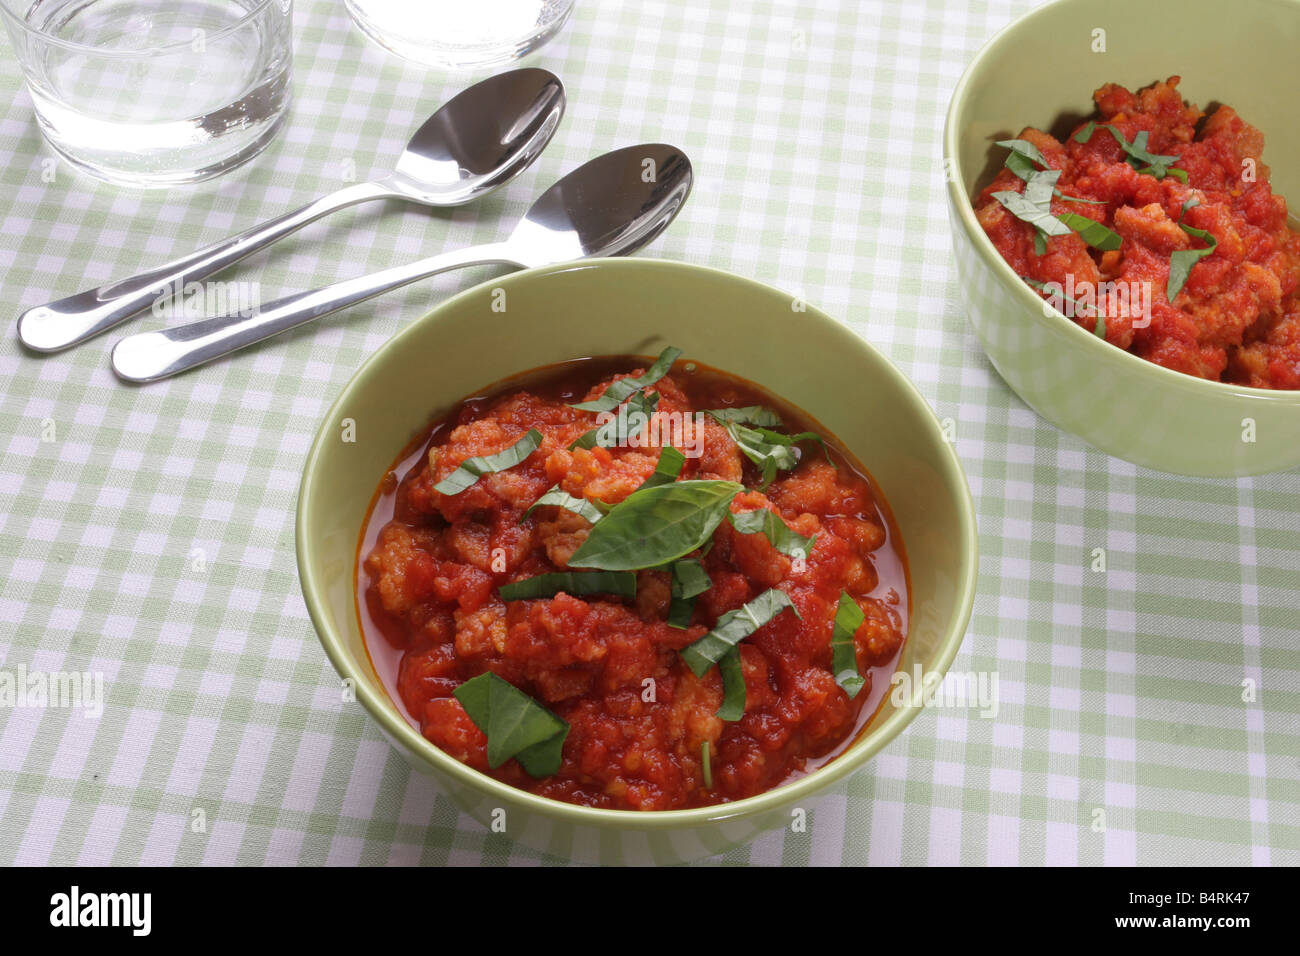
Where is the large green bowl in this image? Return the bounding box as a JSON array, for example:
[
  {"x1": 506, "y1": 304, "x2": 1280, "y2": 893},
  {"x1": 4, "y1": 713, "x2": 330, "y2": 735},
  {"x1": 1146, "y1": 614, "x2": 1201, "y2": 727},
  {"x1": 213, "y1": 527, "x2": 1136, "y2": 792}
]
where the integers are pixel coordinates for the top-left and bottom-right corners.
[
  {"x1": 296, "y1": 258, "x2": 978, "y2": 864},
  {"x1": 945, "y1": 0, "x2": 1300, "y2": 476}
]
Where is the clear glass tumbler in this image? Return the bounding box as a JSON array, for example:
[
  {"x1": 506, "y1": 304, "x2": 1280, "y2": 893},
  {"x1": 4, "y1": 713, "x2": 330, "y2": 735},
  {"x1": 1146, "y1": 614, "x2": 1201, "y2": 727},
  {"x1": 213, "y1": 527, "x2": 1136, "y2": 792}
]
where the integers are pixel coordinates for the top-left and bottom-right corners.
[
  {"x1": 0, "y1": 0, "x2": 293, "y2": 187},
  {"x1": 344, "y1": 0, "x2": 573, "y2": 71}
]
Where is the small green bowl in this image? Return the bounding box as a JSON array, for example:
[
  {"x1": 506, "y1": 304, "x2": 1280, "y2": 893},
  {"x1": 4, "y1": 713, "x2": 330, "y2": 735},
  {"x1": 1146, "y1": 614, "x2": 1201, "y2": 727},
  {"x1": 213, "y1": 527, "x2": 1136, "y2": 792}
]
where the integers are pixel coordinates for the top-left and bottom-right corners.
[
  {"x1": 296, "y1": 259, "x2": 978, "y2": 864},
  {"x1": 945, "y1": 0, "x2": 1300, "y2": 476}
]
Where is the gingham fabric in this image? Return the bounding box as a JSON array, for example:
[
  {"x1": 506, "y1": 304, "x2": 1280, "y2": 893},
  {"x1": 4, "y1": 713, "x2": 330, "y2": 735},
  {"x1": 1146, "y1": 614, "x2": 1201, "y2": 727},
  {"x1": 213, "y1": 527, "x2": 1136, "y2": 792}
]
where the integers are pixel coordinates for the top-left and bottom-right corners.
[{"x1": 1, "y1": 0, "x2": 1296, "y2": 867}]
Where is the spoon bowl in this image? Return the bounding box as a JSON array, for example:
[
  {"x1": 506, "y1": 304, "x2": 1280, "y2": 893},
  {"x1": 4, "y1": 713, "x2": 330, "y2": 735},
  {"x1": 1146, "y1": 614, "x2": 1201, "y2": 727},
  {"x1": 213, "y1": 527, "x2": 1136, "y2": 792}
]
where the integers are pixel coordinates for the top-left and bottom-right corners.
[
  {"x1": 385, "y1": 67, "x2": 565, "y2": 205},
  {"x1": 507, "y1": 143, "x2": 693, "y2": 265}
]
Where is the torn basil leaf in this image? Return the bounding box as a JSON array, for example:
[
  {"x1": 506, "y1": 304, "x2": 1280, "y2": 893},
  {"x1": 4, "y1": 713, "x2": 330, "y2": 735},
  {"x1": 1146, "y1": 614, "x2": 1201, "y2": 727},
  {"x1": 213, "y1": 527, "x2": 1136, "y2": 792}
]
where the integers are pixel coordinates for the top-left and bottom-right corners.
[
  {"x1": 667, "y1": 558, "x2": 711, "y2": 629},
  {"x1": 703, "y1": 406, "x2": 784, "y2": 428},
  {"x1": 719, "y1": 421, "x2": 828, "y2": 488},
  {"x1": 453, "y1": 672, "x2": 569, "y2": 777},
  {"x1": 1074, "y1": 122, "x2": 1185, "y2": 181},
  {"x1": 522, "y1": 486, "x2": 605, "y2": 525},
  {"x1": 701, "y1": 740, "x2": 713, "y2": 788},
  {"x1": 498, "y1": 571, "x2": 636, "y2": 602},
  {"x1": 1167, "y1": 218, "x2": 1218, "y2": 303},
  {"x1": 728, "y1": 508, "x2": 817, "y2": 560},
  {"x1": 434, "y1": 428, "x2": 543, "y2": 496},
  {"x1": 569, "y1": 346, "x2": 682, "y2": 413},
  {"x1": 634, "y1": 446, "x2": 686, "y2": 492},
  {"x1": 567, "y1": 479, "x2": 742, "y2": 571},
  {"x1": 715, "y1": 647, "x2": 746, "y2": 721},
  {"x1": 1055, "y1": 211, "x2": 1122, "y2": 251},
  {"x1": 680, "y1": 587, "x2": 798, "y2": 677},
  {"x1": 830, "y1": 591, "x2": 866, "y2": 700},
  {"x1": 997, "y1": 138, "x2": 1104, "y2": 204},
  {"x1": 569, "y1": 389, "x2": 660, "y2": 451}
]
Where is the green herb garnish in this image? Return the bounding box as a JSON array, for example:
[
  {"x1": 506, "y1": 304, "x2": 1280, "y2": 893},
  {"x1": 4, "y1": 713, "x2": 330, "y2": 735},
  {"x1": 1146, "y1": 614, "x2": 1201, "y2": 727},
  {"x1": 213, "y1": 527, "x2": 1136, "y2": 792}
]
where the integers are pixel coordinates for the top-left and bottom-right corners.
[
  {"x1": 1074, "y1": 122, "x2": 1186, "y2": 181},
  {"x1": 567, "y1": 479, "x2": 742, "y2": 571},
  {"x1": 569, "y1": 390, "x2": 660, "y2": 451},
  {"x1": 498, "y1": 571, "x2": 637, "y2": 602},
  {"x1": 1055, "y1": 211, "x2": 1122, "y2": 251},
  {"x1": 716, "y1": 647, "x2": 746, "y2": 721},
  {"x1": 569, "y1": 346, "x2": 682, "y2": 413},
  {"x1": 728, "y1": 508, "x2": 817, "y2": 559},
  {"x1": 1167, "y1": 198, "x2": 1217, "y2": 303},
  {"x1": 453, "y1": 672, "x2": 569, "y2": 777},
  {"x1": 522, "y1": 486, "x2": 605, "y2": 525},
  {"x1": 680, "y1": 587, "x2": 798, "y2": 676},
  {"x1": 701, "y1": 740, "x2": 712, "y2": 788},
  {"x1": 829, "y1": 591, "x2": 866, "y2": 699},
  {"x1": 996, "y1": 138, "x2": 1104, "y2": 204},
  {"x1": 634, "y1": 446, "x2": 686, "y2": 492},
  {"x1": 667, "y1": 558, "x2": 711, "y2": 629},
  {"x1": 701, "y1": 406, "x2": 784, "y2": 427},
  {"x1": 434, "y1": 428, "x2": 543, "y2": 496},
  {"x1": 718, "y1": 421, "x2": 829, "y2": 489}
]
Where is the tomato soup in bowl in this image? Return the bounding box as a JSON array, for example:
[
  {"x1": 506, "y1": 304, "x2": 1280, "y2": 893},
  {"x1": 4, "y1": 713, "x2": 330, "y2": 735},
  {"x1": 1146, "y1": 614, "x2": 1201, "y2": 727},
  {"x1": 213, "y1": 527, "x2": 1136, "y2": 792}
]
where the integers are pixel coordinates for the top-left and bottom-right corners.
[{"x1": 297, "y1": 258, "x2": 977, "y2": 863}]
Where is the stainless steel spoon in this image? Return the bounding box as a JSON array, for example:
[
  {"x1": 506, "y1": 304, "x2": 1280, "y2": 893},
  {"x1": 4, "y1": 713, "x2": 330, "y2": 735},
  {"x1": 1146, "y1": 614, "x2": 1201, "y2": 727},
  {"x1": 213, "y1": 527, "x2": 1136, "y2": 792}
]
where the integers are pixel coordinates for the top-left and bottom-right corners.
[
  {"x1": 17, "y1": 68, "x2": 566, "y2": 353},
  {"x1": 111, "y1": 144, "x2": 692, "y2": 383}
]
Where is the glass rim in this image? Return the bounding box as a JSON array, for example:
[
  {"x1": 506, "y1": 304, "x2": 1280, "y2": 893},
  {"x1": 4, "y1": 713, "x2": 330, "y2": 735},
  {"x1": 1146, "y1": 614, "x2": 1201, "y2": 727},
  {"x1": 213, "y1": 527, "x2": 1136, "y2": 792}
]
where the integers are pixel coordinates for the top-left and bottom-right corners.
[{"x1": 0, "y1": 0, "x2": 282, "y2": 57}]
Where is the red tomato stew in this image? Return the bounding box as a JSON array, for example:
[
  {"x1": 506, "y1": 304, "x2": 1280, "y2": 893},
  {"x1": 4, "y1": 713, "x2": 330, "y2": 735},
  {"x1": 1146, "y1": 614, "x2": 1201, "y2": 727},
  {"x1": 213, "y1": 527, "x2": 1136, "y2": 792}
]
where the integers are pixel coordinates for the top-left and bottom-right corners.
[
  {"x1": 975, "y1": 77, "x2": 1300, "y2": 388},
  {"x1": 356, "y1": 350, "x2": 909, "y2": 810}
]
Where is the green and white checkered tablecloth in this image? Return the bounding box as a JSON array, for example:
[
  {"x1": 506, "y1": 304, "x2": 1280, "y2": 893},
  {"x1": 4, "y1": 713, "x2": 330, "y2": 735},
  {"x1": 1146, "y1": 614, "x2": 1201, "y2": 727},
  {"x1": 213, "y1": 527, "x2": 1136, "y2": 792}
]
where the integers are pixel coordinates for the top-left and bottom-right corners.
[{"x1": 1, "y1": 0, "x2": 1296, "y2": 866}]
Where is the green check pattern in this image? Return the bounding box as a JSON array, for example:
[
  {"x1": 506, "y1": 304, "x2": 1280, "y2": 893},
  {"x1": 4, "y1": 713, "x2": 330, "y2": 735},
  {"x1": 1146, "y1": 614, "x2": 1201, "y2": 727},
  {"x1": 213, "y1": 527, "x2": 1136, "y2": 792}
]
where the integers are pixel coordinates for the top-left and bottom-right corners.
[{"x1": 1, "y1": 0, "x2": 1296, "y2": 866}]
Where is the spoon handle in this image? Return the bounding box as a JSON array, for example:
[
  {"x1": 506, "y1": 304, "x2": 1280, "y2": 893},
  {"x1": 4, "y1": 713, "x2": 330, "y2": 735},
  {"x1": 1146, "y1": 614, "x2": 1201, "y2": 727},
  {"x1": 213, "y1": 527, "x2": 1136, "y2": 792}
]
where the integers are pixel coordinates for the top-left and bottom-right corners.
[
  {"x1": 110, "y1": 242, "x2": 521, "y2": 383},
  {"x1": 16, "y1": 180, "x2": 395, "y2": 353}
]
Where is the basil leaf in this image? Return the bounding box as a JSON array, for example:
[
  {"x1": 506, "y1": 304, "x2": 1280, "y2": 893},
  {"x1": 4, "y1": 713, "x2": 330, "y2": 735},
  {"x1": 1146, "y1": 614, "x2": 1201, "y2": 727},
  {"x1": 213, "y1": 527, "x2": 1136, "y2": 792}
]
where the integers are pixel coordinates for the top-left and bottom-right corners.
[
  {"x1": 728, "y1": 508, "x2": 817, "y2": 559},
  {"x1": 634, "y1": 446, "x2": 686, "y2": 492},
  {"x1": 434, "y1": 428, "x2": 543, "y2": 496},
  {"x1": 991, "y1": 188, "x2": 1072, "y2": 237},
  {"x1": 667, "y1": 558, "x2": 711, "y2": 629},
  {"x1": 1167, "y1": 225, "x2": 1218, "y2": 303},
  {"x1": 998, "y1": 140, "x2": 1106, "y2": 204},
  {"x1": 1056, "y1": 211, "x2": 1122, "y2": 251},
  {"x1": 830, "y1": 591, "x2": 866, "y2": 700},
  {"x1": 680, "y1": 587, "x2": 797, "y2": 677},
  {"x1": 715, "y1": 647, "x2": 746, "y2": 721},
  {"x1": 569, "y1": 346, "x2": 682, "y2": 413},
  {"x1": 703, "y1": 406, "x2": 784, "y2": 428},
  {"x1": 719, "y1": 421, "x2": 826, "y2": 488},
  {"x1": 701, "y1": 740, "x2": 713, "y2": 789},
  {"x1": 522, "y1": 486, "x2": 605, "y2": 525},
  {"x1": 569, "y1": 390, "x2": 660, "y2": 450},
  {"x1": 996, "y1": 137, "x2": 1050, "y2": 171},
  {"x1": 453, "y1": 672, "x2": 569, "y2": 777},
  {"x1": 567, "y1": 479, "x2": 743, "y2": 571},
  {"x1": 498, "y1": 571, "x2": 637, "y2": 602},
  {"x1": 1075, "y1": 122, "x2": 1185, "y2": 180}
]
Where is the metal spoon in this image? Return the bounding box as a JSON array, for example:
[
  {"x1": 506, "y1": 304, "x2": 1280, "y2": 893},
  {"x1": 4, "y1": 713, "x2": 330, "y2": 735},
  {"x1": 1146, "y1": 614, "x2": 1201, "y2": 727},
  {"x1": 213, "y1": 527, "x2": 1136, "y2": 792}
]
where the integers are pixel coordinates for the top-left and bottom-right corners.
[
  {"x1": 17, "y1": 67, "x2": 566, "y2": 353},
  {"x1": 111, "y1": 144, "x2": 692, "y2": 383}
]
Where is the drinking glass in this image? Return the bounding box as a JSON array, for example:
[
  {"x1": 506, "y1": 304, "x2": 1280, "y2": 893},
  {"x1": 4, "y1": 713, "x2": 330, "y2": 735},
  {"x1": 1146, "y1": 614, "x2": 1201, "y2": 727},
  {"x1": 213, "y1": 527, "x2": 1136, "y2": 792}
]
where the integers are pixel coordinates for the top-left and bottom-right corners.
[
  {"x1": 344, "y1": 0, "x2": 573, "y2": 71},
  {"x1": 0, "y1": 0, "x2": 293, "y2": 187}
]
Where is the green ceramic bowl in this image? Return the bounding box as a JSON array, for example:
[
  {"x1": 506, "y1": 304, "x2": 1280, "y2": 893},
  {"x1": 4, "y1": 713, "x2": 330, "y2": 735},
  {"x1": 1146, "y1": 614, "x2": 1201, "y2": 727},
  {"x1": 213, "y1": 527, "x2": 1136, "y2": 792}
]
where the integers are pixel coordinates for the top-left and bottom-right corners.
[
  {"x1": 296, "y1": 258, "x2": 977, "y2": 864},
  {"x1": 945, "y1": 0, "x2": 1300, "y2": 477}
]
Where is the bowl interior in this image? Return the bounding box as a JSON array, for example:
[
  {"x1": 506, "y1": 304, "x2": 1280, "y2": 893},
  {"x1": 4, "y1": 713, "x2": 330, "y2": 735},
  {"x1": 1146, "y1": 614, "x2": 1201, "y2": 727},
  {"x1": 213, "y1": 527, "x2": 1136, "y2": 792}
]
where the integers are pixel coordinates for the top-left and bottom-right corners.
[
  {"x1": 297, "y1": 258, "x2": 977, "y2": 824},
  {"x1": 953, "y1": 0, "x2": 1300, "y2": 203}
]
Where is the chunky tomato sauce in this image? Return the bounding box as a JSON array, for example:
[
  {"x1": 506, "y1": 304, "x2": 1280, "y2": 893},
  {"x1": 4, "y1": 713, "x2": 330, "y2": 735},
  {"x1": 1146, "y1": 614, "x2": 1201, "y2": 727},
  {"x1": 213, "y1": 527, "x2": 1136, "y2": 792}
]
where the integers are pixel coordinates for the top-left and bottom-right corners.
[
  {"x1": 356, "y1": 357, "x2": 908, "y2": 810},
  {"x1": 976, "y1": 77, "x2": 1300, "y2": 388}
]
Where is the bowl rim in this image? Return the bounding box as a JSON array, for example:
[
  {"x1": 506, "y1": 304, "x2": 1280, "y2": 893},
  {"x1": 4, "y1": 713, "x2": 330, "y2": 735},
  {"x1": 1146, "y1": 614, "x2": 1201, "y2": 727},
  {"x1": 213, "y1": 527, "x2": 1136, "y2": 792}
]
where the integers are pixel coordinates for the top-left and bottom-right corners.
[
  {"x1": 942, "y1": 0, "x2": 1300, "y2": 408},
  {"x1": 296, "y1": 257, "x2": 979, "y2": 829}
]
